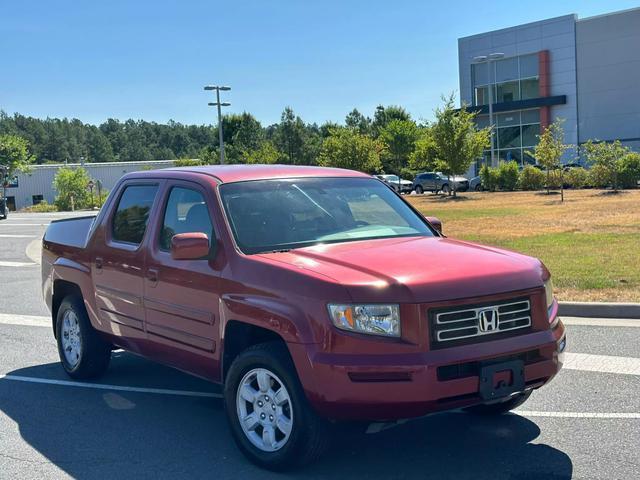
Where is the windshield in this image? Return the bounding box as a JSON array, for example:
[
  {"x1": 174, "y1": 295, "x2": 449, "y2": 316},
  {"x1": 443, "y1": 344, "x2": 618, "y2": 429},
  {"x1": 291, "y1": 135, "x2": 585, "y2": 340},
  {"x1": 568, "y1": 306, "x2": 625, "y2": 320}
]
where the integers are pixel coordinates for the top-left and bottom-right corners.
[{"x1": 220, "y1": 177, "x2": 435, "y2": 254}]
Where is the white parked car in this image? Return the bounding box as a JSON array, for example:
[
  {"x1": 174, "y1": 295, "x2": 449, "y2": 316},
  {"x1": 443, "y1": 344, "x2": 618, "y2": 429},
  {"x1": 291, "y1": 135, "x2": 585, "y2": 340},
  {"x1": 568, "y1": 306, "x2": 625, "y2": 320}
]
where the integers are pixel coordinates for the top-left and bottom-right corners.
[{"x1": 376, "y1": 174, "x2": 413, "y2": 193}]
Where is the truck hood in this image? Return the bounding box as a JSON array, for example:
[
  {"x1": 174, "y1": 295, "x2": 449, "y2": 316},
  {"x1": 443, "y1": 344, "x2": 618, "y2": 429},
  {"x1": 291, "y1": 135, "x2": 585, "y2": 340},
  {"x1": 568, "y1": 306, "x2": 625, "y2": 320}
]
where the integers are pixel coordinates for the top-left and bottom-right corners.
[{"x1": 257, "y1": 236, "x2": 544, "y2": 303}]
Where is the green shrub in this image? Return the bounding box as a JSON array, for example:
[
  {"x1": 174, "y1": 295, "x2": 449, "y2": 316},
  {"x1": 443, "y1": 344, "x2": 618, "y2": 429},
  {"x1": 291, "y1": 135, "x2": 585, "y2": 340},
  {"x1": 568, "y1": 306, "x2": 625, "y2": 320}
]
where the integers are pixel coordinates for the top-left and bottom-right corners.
[
  {"x1": 518, "y1": 165, "x2": 545, "y2": 190},
  {"x1": 22, "y1": 200, "x2": 58, "y2": 213},
  {"x1": 497, "y1": 161, "x2": 519, "y2": 191},
  {"x1": 173, "y1": 158, "x2": 205, "y2": 167},
  {"x1": 587, "y1": 164, "x2": 612, "y2": 188},
  {"x1": 53, "y1": 167, "x2": 91, "y2": 211},
  {"x1": 564, "y1": 167, "x2": 588, "y2": 188},
  {"x1": 479, "y1": 164, "x2": 499, "y2": 192},
  {"x1": 619, "y1": 152, "x2": 640, "y2": 188}
]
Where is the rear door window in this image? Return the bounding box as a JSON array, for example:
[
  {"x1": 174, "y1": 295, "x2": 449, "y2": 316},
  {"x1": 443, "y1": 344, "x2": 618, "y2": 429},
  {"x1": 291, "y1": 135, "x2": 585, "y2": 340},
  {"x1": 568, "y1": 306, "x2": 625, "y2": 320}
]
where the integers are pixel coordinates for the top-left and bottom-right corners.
[
  {"x1": 159, "y1": 187, "x2": 214, "y2": 250},
  {"x1": 112, "y1": 185, "x2": 159, "y2": 245}
]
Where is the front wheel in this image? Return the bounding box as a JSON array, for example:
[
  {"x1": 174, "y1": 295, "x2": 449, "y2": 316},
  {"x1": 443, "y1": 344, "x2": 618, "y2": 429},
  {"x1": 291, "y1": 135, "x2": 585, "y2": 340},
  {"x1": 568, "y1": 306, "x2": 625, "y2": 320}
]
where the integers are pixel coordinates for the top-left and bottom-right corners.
[
  {"x1": 56, "y1": 296, "x2": 111, "y2": 379},
  {"x1": 414, "y1": 185, "x2": 424, "y2": 194},
  {"x1": 441, "y1": 184, "x2": 451, "y2": 194},
  {"x1": 475, "y1": 184, "x2": 482, "y2": 192},
  {"x1": 463, "y1": 390, "x2": 532, "y2": 415},
  {"x1": 224, "y1": 342, "x2": 330, "y2": 470}
]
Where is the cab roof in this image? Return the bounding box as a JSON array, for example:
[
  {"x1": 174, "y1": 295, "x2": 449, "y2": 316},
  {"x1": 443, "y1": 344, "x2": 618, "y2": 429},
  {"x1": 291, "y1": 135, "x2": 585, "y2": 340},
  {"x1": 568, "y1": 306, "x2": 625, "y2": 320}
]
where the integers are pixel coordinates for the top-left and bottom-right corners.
[{"x1": 162, "y1": 164, "x2": 371, "y2": 184}]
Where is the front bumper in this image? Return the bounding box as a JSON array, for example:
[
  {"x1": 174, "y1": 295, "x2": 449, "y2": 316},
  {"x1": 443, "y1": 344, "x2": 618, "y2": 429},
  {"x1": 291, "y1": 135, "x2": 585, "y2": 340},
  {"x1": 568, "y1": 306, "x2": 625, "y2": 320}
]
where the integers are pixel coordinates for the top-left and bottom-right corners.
[{"x1": 290, "y1": 319, "x2": 565, "y2": 421}]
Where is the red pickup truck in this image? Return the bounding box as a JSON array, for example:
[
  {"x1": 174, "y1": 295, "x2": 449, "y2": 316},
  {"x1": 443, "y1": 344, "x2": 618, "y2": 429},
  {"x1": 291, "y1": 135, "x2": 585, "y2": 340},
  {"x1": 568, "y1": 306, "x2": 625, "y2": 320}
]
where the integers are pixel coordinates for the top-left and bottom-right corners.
[{"x1": 42, "y1": 165, "x2": 565, "y2": 470}]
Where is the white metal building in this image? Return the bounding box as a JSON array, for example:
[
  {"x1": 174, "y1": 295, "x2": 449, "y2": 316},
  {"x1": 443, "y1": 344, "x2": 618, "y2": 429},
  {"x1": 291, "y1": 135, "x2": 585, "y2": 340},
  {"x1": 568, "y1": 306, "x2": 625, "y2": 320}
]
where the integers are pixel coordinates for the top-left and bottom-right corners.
[{"x1": 4, "y1": 160, "x2": 176, "y2": 211}]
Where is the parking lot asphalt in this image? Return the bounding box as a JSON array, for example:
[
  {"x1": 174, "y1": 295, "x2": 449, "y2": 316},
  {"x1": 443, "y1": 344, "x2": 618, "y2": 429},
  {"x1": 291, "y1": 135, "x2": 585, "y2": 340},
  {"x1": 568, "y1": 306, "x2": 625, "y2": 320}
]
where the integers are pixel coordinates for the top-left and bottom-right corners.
[{"x1": 0, "y1": 212, "x2": 638, "y2": 479}]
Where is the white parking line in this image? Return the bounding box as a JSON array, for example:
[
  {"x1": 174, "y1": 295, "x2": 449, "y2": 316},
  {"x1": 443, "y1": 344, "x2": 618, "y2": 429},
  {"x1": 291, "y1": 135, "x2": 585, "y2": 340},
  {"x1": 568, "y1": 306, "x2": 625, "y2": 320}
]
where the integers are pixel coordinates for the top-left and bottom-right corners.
[
  {"x1": 0, "y1": 235, "x2": 37, "y2": 238},
  {"x1": 0, "y1": 374, "x2": 637, "y2": 420},
  {"x1": 515, "y1": 410, "x2": 640, "y2": 419},
  {"x1": 0, "y1": 313, "x2": 49, "y2": 327},
  {"x1": 0, "y1": 261, "x2": 37, "y2": 267},
  {"x1": 0, "y1": 374, "x2": 223, "y2": 398},
  {"x1": 563, "y1": 352, "x2": 640, "y2": 376},
  {"x1": 0, "y1": 223, "x2": 50, "y2": 226}
]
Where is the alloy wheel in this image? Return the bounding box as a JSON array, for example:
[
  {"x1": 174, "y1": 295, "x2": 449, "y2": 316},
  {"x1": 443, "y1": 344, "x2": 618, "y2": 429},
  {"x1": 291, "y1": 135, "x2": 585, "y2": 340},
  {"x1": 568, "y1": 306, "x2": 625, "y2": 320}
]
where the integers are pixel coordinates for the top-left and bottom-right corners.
[
  {"x1": 236, "y1": 368, "x2": 294, "y2": 452},
  {"x1": 61, "y1": 310, "x2": 82, "y2": 368}
]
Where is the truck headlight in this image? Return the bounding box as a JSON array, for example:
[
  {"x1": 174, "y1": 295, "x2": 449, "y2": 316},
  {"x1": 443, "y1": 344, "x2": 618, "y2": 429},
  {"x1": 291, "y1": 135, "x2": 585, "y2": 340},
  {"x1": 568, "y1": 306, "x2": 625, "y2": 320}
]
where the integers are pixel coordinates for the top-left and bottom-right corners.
[
  {"x1": 544, "y1": 278, "x2": 554, "y2": 310},
  {"x1": 328, "y1": 304, "x2": 400, "y2": 337}
]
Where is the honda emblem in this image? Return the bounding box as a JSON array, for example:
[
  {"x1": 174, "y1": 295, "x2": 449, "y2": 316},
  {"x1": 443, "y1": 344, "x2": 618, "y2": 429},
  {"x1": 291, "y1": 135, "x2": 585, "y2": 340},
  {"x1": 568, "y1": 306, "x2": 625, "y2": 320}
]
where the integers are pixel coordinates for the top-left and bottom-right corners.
[{"x1": 478, "y1": 308, "x2": 499, "y2": 332}]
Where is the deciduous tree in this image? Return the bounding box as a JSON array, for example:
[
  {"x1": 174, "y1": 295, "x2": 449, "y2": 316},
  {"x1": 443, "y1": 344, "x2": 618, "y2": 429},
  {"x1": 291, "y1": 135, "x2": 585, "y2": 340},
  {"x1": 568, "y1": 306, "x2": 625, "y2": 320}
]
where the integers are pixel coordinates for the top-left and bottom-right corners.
[
  {"x1": 430, "y1": 95, "x2": 490, "y2": 197},
  {"x1": 52, "y1": 167, "x2": 91, "y2": 211},
  {"x1": 582, "y1": 139, "x2": 632, "y2": 192},
  {"x1": 379, "y1": 119, "x2": 420, "y2": 176},
  {"x1": 0, "y1": 134, "x2": 35, "y2": 179},
  {"x1": 533, "y1": 119, "x2": 569, "y2": 198},
  {"x1": 318, "y1": 128, "x2": 383, "y2": 173}
]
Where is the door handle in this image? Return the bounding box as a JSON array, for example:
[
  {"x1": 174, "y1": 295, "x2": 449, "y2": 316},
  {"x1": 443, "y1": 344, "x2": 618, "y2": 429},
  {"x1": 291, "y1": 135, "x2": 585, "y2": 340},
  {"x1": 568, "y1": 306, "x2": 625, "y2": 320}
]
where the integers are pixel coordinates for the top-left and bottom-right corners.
[
  {"x1": 95, "y1": 257, "x2": 103, "y2": 272},
  {"x1": 147, "y1": 268, "x2": 159, "y2": 287}
]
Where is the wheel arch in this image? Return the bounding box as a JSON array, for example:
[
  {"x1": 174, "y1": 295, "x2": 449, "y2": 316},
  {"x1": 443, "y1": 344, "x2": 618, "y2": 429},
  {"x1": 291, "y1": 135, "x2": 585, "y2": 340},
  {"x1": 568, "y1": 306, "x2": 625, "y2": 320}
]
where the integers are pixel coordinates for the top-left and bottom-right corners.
[
  {"x1": 51, "y1": 279, "x2": 84, "y2": 337},
  {"x1": 222, "y1": 320, "x2": 289, "y2": 381}
]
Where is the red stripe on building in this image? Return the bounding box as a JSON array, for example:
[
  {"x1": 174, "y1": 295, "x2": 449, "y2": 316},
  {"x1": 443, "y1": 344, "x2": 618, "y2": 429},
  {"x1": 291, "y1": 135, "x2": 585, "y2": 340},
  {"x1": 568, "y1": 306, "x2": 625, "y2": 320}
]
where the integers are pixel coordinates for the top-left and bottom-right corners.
[{"x1": 538, "y1": 50, "x2": 551, "y2": 129}]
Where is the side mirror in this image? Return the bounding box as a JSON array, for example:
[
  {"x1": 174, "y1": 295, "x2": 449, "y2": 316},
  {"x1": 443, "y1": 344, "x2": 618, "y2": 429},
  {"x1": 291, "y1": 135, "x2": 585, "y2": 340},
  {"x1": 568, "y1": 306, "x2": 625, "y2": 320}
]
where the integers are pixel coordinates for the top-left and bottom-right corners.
[
  {"x1": 425, "y1": 216, "x2": 443, "y2": 234},
  {"x1": 171, "y1": 232, "x2": 210, "y2": 260}
]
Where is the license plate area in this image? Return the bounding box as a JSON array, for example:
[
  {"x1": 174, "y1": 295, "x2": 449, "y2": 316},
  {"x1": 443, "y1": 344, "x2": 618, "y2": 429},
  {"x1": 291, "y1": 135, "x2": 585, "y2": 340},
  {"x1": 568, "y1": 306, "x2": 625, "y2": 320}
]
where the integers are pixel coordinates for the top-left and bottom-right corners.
[{"x1": 479, "y1": 359, "x2": 525, "y2": 401}]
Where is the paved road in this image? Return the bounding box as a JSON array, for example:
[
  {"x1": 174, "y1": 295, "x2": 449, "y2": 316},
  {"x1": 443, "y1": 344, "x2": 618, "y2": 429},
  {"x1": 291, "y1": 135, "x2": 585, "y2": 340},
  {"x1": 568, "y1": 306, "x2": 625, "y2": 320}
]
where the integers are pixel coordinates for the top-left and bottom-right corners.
[{"x1": 0, "y1": 213, "x2": 638, "y2": 479}]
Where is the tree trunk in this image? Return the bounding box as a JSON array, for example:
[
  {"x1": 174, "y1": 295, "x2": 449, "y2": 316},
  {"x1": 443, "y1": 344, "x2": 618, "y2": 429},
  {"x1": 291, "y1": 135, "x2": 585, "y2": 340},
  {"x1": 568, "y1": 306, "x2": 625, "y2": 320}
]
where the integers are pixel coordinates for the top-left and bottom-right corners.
[
  {"x1": 560, "y1": 169, "x2": 564, "y2": 202},
  {"x1": 546, "y1": 169, "x2": 550, "y2": 195}
]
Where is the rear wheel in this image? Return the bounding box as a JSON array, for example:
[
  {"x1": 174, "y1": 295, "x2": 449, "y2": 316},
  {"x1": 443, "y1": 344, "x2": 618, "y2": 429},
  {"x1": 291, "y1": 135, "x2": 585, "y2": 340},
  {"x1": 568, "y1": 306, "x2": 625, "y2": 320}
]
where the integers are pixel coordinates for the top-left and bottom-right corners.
[
  {"x1": 224, "y1": 342, "x2": 330, "y2": 470},
  {"x1": 56, "y1": 296, "x2": 111, "y2": 379},
  {"x1": 464, "y1": 390, "x2": 532, "y2": 415},
  {"x1": 414, "y1": 185, "x2": 424, "y2": 194}
]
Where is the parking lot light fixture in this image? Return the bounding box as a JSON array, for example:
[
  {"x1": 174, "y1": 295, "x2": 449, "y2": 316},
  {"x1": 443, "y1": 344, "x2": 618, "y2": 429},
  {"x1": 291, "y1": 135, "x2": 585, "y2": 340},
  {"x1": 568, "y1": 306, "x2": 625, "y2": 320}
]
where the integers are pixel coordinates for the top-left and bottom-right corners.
[{"x1": 204, "y1": 85, "x2": 231, "y2": 164}]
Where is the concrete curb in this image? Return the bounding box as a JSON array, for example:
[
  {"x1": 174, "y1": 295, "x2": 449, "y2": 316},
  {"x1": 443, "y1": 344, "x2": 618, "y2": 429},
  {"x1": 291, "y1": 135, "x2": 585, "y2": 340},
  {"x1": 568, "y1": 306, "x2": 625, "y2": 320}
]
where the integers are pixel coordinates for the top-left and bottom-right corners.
[{"x1": 558, "y1": 301, "x2": 640, "y2": 319}]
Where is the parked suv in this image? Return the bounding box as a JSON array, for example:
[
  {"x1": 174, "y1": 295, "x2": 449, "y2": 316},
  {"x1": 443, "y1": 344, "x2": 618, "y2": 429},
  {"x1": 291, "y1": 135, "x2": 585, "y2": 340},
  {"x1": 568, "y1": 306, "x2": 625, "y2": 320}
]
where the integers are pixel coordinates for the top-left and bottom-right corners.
[
  {"x1": 413, "y1": 172, "x2": 469, "y2": 194},
  {"x1": 43, "y1": 165, "x2": 564, "y2": 470}
]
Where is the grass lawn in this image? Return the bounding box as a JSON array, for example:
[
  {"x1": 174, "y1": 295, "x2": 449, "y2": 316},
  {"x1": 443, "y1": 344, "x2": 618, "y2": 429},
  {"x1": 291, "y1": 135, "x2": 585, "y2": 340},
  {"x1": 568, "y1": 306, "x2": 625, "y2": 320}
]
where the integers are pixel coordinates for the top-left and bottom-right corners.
[{"x1": 406, "y1": 189, "x2": 640, "y2": 302}]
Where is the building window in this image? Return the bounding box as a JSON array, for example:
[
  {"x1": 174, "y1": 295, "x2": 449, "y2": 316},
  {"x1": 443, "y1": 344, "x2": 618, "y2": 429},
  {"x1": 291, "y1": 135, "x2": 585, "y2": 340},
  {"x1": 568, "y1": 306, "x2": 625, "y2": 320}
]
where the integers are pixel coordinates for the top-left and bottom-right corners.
[
  {"x1": 5, "y1": 197, "x2": 16, "y2": 211},
  {"x1": 496, "y1": 81, "x2": 520, "y2": 103},
  {"x1": 32, "y1": 195, "x2": 44, "y2": 205},
  {"x1": 472, "y1": 53, "x2": 540, "y2": 106},
  {"x1": 520, "y1": 78, "x2": 539, "y2": 100},
  {"x1": 475, "y1": 108, "x2": 541, "y2": 167}
]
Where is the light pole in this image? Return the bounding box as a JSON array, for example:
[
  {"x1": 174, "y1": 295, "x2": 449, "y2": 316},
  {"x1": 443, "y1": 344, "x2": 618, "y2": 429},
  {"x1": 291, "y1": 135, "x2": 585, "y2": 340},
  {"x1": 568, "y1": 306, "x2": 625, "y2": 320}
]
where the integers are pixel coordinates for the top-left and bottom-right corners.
[
  {"x1": 473, "y1": 53, "x2": 504, "y2": 167},
  {"x1": 204, "y1": 85, "x2": 231, "y2": 164}
]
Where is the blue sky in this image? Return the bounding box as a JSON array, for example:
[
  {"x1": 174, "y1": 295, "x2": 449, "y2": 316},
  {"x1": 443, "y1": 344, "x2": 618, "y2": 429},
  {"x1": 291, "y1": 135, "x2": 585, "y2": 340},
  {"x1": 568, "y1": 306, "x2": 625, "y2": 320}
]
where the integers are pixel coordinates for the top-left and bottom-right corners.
[{"x1": 1, "y1": 0, "x2": 638, "y2": 126}]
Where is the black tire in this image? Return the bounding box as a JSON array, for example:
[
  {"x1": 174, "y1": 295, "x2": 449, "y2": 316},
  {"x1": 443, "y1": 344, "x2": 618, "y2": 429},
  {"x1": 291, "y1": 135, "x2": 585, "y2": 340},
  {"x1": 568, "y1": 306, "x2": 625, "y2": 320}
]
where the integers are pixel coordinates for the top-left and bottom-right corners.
[
  {"x1": 414, "y1": 185, "x2": 423, "y2": 194},
  {"x1": 224, "y1": 341, "x2": 330, "y2": 471},
  {"x1": 475, "y1": 184, "x2": 482, "y2": 192},
  {"x1": 55, "y1": 295, "x2": 111, "y2": 379},
  {"x1": 464, "y1": 390, "x2": 532, "y2": 415},
  {"x1": 441, "y1": 184, "x2": 451, "y2": 194}
]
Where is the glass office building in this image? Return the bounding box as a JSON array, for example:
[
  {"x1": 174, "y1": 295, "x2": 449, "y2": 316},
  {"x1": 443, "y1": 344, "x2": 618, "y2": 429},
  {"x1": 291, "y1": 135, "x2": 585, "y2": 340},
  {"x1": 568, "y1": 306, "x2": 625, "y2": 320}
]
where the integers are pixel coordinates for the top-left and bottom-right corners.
[{"x1": 458, "y1": 8, "x2": 640, "y2": 176}]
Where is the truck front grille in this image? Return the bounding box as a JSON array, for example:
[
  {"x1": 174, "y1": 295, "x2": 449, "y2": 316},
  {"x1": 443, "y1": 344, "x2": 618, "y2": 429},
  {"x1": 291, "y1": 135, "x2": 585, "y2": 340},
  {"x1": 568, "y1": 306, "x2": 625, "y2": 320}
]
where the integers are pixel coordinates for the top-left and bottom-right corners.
[{"x1": 430, "y1": 298, "x2": 531, "y2": 346}]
